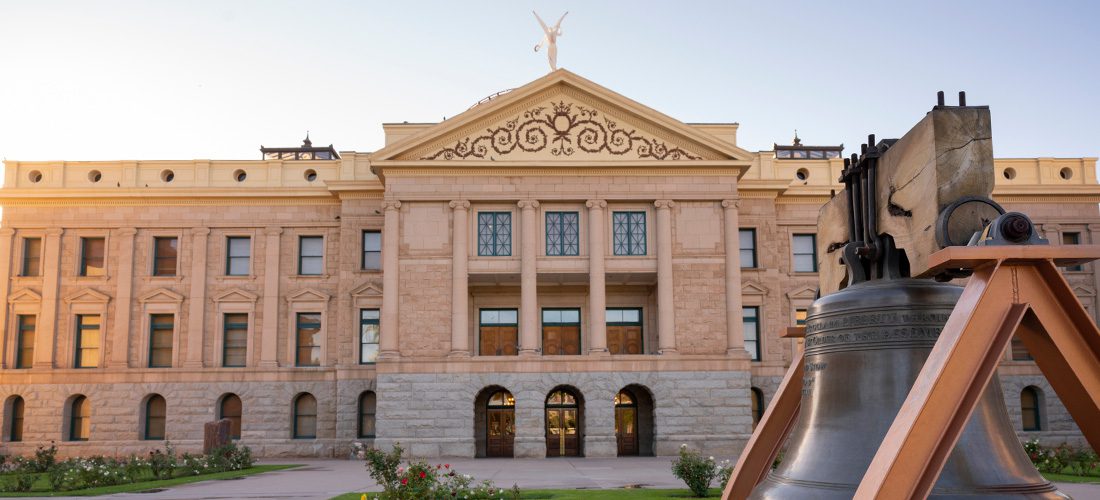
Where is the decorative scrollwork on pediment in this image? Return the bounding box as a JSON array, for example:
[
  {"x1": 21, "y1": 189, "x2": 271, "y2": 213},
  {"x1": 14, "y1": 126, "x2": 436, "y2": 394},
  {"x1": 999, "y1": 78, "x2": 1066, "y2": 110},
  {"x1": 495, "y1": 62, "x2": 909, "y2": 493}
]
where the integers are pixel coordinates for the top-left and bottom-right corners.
[{"x1": 423, "y1": 101, "x2": 702, "y2": 160}]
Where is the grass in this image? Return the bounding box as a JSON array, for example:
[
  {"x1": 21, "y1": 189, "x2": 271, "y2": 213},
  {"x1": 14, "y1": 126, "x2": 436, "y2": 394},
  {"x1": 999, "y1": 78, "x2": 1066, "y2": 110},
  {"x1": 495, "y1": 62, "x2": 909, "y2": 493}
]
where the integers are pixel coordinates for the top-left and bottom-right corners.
[
  {"x1": 1042, "y1": 472, "x2": 1100, "y2": 484},
  {"x1": 0, "y1": 464, "x2": 298, "y2": 497},
  {"x1": 331, "y1": 488, "x2": 723, "y2": 500}
]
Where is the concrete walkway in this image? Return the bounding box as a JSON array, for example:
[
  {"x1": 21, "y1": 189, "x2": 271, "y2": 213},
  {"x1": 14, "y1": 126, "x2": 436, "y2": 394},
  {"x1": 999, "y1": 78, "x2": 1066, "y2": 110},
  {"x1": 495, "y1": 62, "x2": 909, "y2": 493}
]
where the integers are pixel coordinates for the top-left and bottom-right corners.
[{"x1": 67, "y1": 457, "x2": 1100, "y2": 500}]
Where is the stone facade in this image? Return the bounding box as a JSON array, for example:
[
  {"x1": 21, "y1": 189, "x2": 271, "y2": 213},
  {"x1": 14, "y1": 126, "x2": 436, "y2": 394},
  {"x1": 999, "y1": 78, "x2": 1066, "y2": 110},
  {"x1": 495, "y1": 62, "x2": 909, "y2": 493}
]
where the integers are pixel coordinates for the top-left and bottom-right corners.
[{"x1": 0, "y1": 70, "x2": 1096, "y2": 459}]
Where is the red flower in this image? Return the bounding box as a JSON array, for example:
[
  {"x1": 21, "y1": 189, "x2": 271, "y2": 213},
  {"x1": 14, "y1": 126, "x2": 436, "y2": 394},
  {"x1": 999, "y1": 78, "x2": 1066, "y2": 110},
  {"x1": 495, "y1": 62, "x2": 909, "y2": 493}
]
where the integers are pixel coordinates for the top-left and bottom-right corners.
[
  {"x1": 444, "y1": 464, "x2": 450, "y2": 469},
  {"x1": 401, "y1": 478, "x2": 408, "y2": 485},
  {"x1": 419, "y1": 471, "x2": 426, "y2": 479}
]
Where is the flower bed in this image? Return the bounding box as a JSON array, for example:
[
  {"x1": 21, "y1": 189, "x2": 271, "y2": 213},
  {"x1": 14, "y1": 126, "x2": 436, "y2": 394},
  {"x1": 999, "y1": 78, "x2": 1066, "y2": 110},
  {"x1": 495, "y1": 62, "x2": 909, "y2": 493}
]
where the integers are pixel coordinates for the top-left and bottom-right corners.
[
  {"x1": 358, "y1": 443, "x2": 519, "y2": 499},
  {"x1": 0, "y1": 441, "x2": 254, "y2": 493},
  {"x1": 1024, "y1": 440, "x2": 1100, "y2": 477}
]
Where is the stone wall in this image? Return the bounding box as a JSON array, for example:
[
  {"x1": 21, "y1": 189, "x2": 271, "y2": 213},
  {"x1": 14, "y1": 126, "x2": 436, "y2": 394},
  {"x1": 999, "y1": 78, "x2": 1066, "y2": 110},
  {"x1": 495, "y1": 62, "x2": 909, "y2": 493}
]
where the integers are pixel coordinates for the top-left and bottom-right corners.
[{"x1": 374, "y1": 370, "x2": 752, "y2": 458}]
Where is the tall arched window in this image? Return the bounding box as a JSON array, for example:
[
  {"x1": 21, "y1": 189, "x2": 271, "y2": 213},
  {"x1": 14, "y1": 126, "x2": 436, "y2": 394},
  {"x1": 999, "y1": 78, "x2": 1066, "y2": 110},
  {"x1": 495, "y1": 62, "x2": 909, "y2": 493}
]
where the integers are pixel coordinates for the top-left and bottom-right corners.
[
  {"x1": 293, "y1": 393, "x2": 317, "y2": 439},
  {"x1": 144, "y1": 395, "x2": 167, "y2": 440},
  {"x1": 1021, "y1": 386, "x2": 1043, "y2": 431},
  {"x1": 750, "y1": 388, "x2": 765, "y2": 429},
  {"x1": 8, "y1": 396, "x2": 24, "y2": 442},
  {"x1": 69, "y1": 395, "x2": 90, "y2": 441},
  {"x1": 218, "y1": 394, "x2": 242, "y2": 439},
  {"x1": 358, "y1": 391, "x2": 376, "y2": 439}
]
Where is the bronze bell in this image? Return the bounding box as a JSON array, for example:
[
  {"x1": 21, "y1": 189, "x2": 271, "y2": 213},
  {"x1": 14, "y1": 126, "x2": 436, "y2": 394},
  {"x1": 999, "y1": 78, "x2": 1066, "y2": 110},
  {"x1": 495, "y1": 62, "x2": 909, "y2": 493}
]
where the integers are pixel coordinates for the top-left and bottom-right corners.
[{"x1": 750, "y1": 278, "x2": 1066, "y2": 499}]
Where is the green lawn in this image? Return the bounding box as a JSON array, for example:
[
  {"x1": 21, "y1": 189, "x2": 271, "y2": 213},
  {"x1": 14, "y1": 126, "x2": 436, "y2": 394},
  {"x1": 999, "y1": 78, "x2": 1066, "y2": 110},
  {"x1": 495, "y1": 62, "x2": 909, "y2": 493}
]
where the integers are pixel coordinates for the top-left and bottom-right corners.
[
  {"x1": 1042, "y1": 472, "x2": 1100, "y2": 484},
  {"x1": 332, "y1": 489, "x2": 723, "y2": 500},
  {"x1": 0, "y1": 464, "x2": 298, "y2": 497}
]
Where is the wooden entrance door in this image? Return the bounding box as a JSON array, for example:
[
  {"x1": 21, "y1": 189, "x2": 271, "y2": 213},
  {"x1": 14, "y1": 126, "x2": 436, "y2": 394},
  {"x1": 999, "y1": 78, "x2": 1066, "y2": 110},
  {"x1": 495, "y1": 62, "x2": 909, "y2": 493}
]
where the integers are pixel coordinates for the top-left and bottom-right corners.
[
  {"x1": 615, "y1": 390, "x2": 639, "y2": 456},
  {"x1": 546, "y1": 389, "x2": 581, "y2": 457},
  {"x1": 485, "y1": 390, "x2": 515, "y2": 457}
]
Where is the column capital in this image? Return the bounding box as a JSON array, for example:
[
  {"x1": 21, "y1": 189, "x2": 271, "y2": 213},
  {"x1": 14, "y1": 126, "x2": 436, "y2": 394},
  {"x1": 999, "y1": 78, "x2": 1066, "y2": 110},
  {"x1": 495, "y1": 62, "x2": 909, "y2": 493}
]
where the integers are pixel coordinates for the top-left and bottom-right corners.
[
  {"x1": 45, "y1": 228, "x2": 64, "y2": 237},
  {"x1": 721, "y1": 199, "x2": 741, "y2": 209},
  {"x1": 449, "y1": 200, "x2": 471, "y2": 210},
  {"x1": 1087, "y1": 224, "x2": 1100, "y2": 233},
  {"x1": 264, "y1": 227, "x2": 283, "y2": 236},
  {"x1": 0, "y1": 228, "x2": 14, "y2": 237},
  {"x1": 517, "y1": 200, "x2": 540, "y2": 210},
  {"x1": 654, "y1": 200, "x2": 676, "y2": 209},
  {"x1": 1042, "y1": 223, "x2": 1062, "y2": 232},
  {"x1": 115, "y1": 227, "x2": 138, "y2": 237},
  {"x1": 192, "y1": 227, "x2": 211, "y2": 237},
  {"x1": 585, "y1": 200, "x2": 607, "y2": 209},
  {"x1": 382, "y1": 200, "x2": 402, "y2": 211}
]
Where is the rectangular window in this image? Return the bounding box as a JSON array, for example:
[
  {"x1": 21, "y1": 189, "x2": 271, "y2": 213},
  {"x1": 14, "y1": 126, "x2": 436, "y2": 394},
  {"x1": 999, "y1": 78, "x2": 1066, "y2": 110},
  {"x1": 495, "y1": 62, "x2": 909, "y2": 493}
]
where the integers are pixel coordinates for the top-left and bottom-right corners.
[
  {"x1": 795, "y1": 309, "x2": 808, "y2": 327},
  {"x1": 362, "y1": 230, "x2": 382, "y2": 270},
  {"x1": 360, "y1": 309, "x2": 380, "y2": 364},
  {"x1": 226, "y1": 237, "x2": 250, "y2": 276},
  {"x1": 606, "y1": 308, "x2": 643, "y2": 354},
  {"x1": 148, "y1": 314, "x2": 174, "y2": 368},
  {"x1": 75, "y1": 314, "x2": 101, "y2": 368},
  {"x1": 545, "y1": 212, "x2": 580, "y2": 256},
  {"x1": 299, "y1": 236, "x2": 324, "y2": 275},
  {"x1": 1063, "y1": 232, "x2": 1083, "y2": 271},
  {"x1": 612, "y1": 212, "x2": 647, "y2": 256},
  {"x1": 15, "y1": 315, "x2": 35, "y2": 369},
  {"x1": 152, "y1": 237, "x2": 178, "y2": 276},
  {"x1": 542, "y1": 308, "x2": 581, "y2": 355},
  {"x1": 477, "y1": 212, "x2": 512, "y2": 256},
  {"x1": 792, "y1": 234, "x2": 817, "y2": 272},
  {"x1": 739, "y1": 229, "x2": 757, "y2": 268},
  {"x1": 80, "y1": 237, "x2": 105, "y2": 276},
  {"x1": 223, "y1": 313, "x2": 248, "y2": 367},
  {"x1": 21, "y1": 237, "x2": 41, "y2": 277},
  {"x1": 479, "y1": 309, "x2": 518, "y2": 356},
  {"x1": 743, "y1": 307, "x2": 760, "y2": 361},
  {"x1": 295, "y1": 312, "x2": 322, "y2": 366}
]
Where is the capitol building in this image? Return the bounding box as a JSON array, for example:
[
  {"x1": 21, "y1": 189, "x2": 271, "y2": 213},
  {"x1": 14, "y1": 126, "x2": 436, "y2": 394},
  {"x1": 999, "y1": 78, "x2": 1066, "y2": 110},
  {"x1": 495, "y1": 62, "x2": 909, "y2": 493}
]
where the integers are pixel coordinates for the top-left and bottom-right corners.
[{"x1": 0, "y1": 70, "x2": 1094, "y2": 458}]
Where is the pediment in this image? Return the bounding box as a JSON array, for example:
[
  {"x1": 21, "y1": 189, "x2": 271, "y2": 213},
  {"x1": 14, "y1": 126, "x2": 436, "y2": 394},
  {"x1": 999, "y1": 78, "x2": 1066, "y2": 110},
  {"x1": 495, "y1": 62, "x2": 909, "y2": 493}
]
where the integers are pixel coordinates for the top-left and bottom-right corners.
[
  {"x1": 1073, "y1": 285, "x2": 1096, "y2": 297},
  {"x1": 742, "y1": 281, "x2": 768, "y2": 296},
  {"x1": 8, "y1": 288, "x2": 41, "y2": 303},
  {"x1": 350, "y1": 281, "x2": 383, "y2": 297},
  {"x1": 786, "y1": 286, "x2": 818, "y2": 300},
  {"x1": 64, "y1": 288, "x2": 111, "y2": 304},
  {"x1": 372, "y1": 70, "x2": 753, "y2": 163},
  {"x1": 138, "y1": 287, "x2": 184, "y2": 304},
  {"x1": 286, "y1": 288, "x2": 331, "y2": 303},
  {"x1": 213, "y1": 288, "x2": 258, "y2": 303}
]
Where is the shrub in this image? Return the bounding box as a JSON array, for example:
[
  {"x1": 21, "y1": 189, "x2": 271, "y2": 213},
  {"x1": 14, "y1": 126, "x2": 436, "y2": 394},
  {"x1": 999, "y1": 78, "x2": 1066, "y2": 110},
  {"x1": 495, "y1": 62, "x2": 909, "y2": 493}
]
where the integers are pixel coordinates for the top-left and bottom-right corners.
[
  {"x1": 716, "y1": 458, "x2": 735, "y2": 488},
  {"x1": 671, "y1": 444, "x2": 719, "y2": 497},
  {"x1": 361, "y1": 444, "x2": 518, "y2": 499},
  {"x1": 0, "y1": 473, "x2": 35, "y2": 493},
  {"x1": 14, "y1": 443, "x2": 58, "y2": 474},
  {"x1": 148, "y1": 442, "x2": 178, "y2": 480},
  {"x1": 1023, "y1": 440, "x2": 1100, "y2": 476}
]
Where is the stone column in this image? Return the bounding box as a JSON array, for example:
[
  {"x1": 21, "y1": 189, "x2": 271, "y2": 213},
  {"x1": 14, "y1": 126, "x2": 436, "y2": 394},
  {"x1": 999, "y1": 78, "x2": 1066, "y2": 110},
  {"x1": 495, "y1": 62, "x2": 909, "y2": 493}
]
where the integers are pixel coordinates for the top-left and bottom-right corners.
[
  {"x1": 655, "y1": 200, "x2": 677, "y2": 354},
  {"x1": 110, "y1": 228, "x2": 136, "y2": 368},
  {"x1": 259, "y1": 227, "x2": 281, "y2": 367},
  {"x1": 0, "y1": 229, "x2": 13, "y2": 369},
  {"x1": 379, "y1": 201, "x2": 402, "y2": 359},
  {"x1": 722, "y1": 200, "x2": 747, "y2": 355},
  {"x1": 449, "y1": 200, "x2": 471, "y2": 357},
  {"x1": 184, "y1": 228, "x2": 209, "y2": 368},
  {"x1": 518, "y1": 200, "x2": 540, "y2": 356},
  {"x1": 586, "y1": 200, "x2": 608, "y2": 354},
  {"x1": 34, "y1": 228, "x2": 63, "y2": 368}
]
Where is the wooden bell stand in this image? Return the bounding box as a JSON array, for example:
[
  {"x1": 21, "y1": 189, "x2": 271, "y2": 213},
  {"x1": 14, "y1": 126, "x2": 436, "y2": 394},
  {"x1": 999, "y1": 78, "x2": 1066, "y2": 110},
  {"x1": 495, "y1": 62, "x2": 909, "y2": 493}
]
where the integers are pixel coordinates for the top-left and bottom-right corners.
[{"x1": 723, "y1": 245, "x2": 1100, "y2": 500}]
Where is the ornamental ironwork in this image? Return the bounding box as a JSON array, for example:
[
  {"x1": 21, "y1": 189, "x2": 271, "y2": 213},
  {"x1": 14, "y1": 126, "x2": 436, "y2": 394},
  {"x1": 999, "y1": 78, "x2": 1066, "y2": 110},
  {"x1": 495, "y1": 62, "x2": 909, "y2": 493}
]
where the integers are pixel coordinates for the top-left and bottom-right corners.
[
  {"x1": 423, "y1": 101, "x2": 702, "y2": 160},
  {"x1": 612, "y1": 211, "x2": 646, "y2": 256},
  {"x1": 546, "y1": 211, "x2": 579, "y2": 256}
]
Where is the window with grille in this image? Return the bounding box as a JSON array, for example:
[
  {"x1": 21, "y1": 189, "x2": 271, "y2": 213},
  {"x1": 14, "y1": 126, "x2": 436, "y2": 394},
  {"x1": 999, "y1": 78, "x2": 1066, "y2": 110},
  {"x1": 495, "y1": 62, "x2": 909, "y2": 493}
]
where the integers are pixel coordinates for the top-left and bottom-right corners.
[
  {"x1": 478, "y1": 212, "x2": 512, "y2": 256},
  {"x1": 546, "y1": 212, "x2": 580, "y2": 256},
  {"x1": 613, "y1": 212, "x2": 646, "y2": 256}
]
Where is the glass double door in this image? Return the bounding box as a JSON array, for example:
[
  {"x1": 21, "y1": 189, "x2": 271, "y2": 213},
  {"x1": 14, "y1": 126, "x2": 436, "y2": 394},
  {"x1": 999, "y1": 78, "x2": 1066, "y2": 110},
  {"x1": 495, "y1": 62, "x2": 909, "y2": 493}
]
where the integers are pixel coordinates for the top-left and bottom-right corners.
[
  {"x1": 615, "y1": 405, "x2": 638, "y2": 456},
  {"x1": 486, "y1": 408, "x2": 515, "y2": 457},
  {"x1": 545, "y1": 390, "x2": 580, "y2": 457}
]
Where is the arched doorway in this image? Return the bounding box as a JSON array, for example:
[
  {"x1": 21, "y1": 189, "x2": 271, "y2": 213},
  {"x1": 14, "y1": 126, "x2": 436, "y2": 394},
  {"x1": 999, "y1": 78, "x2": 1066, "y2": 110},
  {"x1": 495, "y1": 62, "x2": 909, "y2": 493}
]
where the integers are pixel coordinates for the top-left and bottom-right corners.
[
  {"x1": 616, "y1": 385, "x2": 655, "y2": 456},
  {"x1": 474, "y1": 386, "x2": 515, "y2": 458},
  {"x1": 545, "y1": 387, "x2": 583, "y2": 457},
  {"x1": 486, "y1": 390, "x2": 515, "y2": 457}
]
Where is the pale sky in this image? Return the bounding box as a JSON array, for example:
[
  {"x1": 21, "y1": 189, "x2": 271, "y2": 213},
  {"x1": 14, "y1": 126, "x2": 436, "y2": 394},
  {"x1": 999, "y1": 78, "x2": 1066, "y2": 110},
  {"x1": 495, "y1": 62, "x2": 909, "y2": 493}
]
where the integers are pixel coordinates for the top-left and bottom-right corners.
[{"x1": 0, "y1": 0, "x2": 1097, "y2": 163}]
